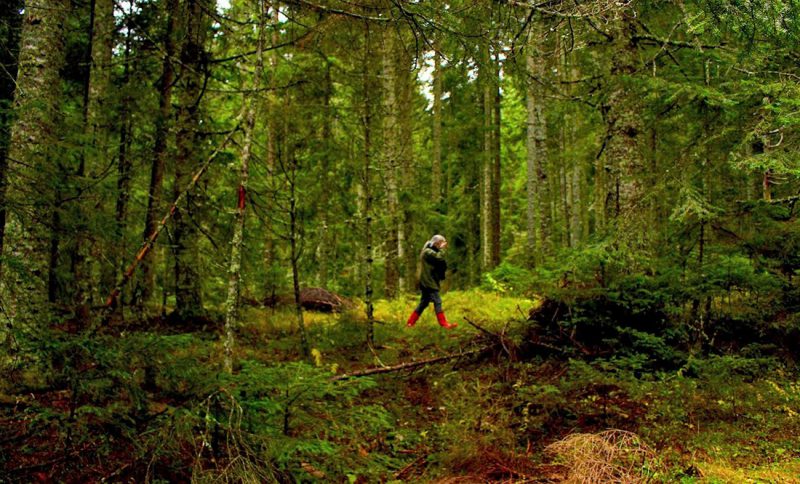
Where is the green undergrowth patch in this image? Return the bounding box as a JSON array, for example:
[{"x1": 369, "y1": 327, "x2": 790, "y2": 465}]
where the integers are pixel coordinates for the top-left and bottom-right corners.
[{"x1": 3, "y1": 289, "x2": 800, "y2": 481}]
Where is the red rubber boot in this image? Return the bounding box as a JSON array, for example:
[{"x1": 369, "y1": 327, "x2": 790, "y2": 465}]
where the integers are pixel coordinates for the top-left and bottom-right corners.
[
  {"x1": 406, "y1": 311, "x2": 420, "y2": 327},
  {"x1": 436, "y1": 312, "x2": 457, "y2": 329}
]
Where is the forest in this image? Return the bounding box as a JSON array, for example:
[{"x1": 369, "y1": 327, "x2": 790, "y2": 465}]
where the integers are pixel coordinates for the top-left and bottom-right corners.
[{"x1": 2, "y1": 0, "x2": 800, "y2": 481}]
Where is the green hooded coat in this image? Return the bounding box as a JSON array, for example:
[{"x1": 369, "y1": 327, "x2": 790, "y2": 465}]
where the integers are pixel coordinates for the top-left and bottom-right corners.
[{"x1": 419, "y1": 245, "x2": 446, "y2": 291}]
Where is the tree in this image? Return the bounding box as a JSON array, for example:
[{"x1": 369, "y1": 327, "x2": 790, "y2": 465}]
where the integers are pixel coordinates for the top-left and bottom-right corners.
[
  {"x1": 3, "y1": 0, "x2": 69, "y2": 325},
  {"x1": 224, "y1": 0, "x2": 266, "y2": 373},
  {"x1": 525, "y1": 22, "x2": 550, "y2": 263},
  {"x1": 172, "y1": 0, "x2": 213, "y2": 320},
  {"x1": 0, "y1": 0, "x2": 23, "y2": 271},
  {"x1": 140, "y1": 0, "x2": 181, "y2": 305}
]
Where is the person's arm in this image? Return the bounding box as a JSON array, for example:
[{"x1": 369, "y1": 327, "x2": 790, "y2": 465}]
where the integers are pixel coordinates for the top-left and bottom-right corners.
[{"x1": 423, "y1": 247, "x2": 445, "y2": 263}]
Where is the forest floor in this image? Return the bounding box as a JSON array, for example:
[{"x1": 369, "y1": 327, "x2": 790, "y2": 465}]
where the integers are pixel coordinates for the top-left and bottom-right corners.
[{"x1": 2, "y1": 289, "x2": 800, "y2": 482}]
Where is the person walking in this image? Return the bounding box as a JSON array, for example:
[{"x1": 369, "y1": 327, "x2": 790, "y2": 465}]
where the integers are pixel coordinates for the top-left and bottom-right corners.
[{"x1": 406, "y1": 234, "x2": 457, "y2": 329}]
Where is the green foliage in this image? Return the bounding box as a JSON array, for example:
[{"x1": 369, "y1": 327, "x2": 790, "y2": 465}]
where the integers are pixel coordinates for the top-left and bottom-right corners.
[{"x1": 480, "y1": 262, "x2": 534, "y2": 294}]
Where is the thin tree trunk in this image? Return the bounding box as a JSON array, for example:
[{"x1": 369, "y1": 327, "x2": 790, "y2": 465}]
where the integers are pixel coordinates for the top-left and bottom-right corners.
[
  {"x1": 141, "y1": 0, "x2": 180, "y2": 304},
  {"x1": 364, "y1": 23, "x2": 375, "y2": 347},
  {"x1": 263, "y1": 1, "x2": 280, "y2": 298},
  {"x1": 431, "y1": 46, "x2": 443, "y2": 206},
  {"x1": 224, "y1": 1, "x2": 265, "y2": 374},
  {"x1": 3, "y1": 0, "x2": 69, "y2": 325},
  {"x1": 480, "y1": 41, "x2": 493, "y2": 271},
  {"x1": 289, "y1": 154, "x2": 309, "y2": 357},
  {"x1": 113, "y1": 0, "x2": 134, "y2": 295},
  {"x1": 105, "y1": 120, "x2": 242, "y2": 309},
  {"x1": 525, "y1": 48, "x2": 538, "y2": 260},
  {"x1": 560, "y1": 130, "x2": 570, "y2": 248},
  {"x1": 71, "y1": 0, "x2": 114, "y2": 309},
  {"x1": 316, "y1": 60, "x2": 333, "y2": 289},
  {"x1": 491, "y1": 50, "x2": 501, "y2": 267}
]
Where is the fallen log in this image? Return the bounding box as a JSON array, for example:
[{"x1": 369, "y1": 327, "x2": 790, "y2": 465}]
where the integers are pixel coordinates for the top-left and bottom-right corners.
[{"x1": 331, "y1": 346, "x2": 489, "y2": 381}]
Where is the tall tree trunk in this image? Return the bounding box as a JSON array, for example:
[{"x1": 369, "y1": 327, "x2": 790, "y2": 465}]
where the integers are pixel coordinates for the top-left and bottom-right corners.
[
  {"x1": 490, "y1": 50, "x2": 501, "y2": 267},
  {"x1": 480, "y1": 41, "x2": 494, "y2": 271},
  {"x1": 0, "y1": 0, "x2": 23, "y2": 273},
  {"x1": 565, "y1": 45, "x2": 583, "y2": 247},
  {"x1": 558, "y1": 36, "x2": 571, "y2": 249},
  {"x1": 263, "y1": 1, "x2": 280, "y2": 299},
  {"x1": 172, "y1": 0, "x2": 211, "y2": 320},
  {"x1": 3, "y1": 0, "x2": 69, "y2": 325},
  {"x1": 382, "y1": 28, "x2": 400, "y2": 298},
  {"x1": 316, "y1": 60, "x2": 333, "y2": 289},
  {"x1": 70, "y1": 0, "x2": 114, "y2": 309},
  {"x1": 113, "y1": 0, "x2": 134, "y2": 297},
  {"x1": 141, "y1": 0, "x2": 181, "y2": 304},
  {"x1": 601, "y1": 16, "x2": 643, "y2": 234},
  {"x1": 398, "y1": 37, "x2": 414, "y2": 293},
  {"x1": 431, "y1": 46, "x2": 443, "y2": 206},
  {"x1": 364, "y1": 23, "x2": 375, "y2": 346},
  {"x1": 289, "y1": 153, "x2": 309, "y2": 357},
  {"x1": 526, "y1": 41, "x2": 550, "y2": 263},
  {"x1": 224, "y1": 1, "x2": 265, "y2": 373}
]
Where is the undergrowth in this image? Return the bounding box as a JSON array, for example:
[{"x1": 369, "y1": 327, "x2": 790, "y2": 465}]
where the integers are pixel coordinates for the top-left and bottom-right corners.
[{"x1": 1, "y1": 289, "x2": 799, "y2": 482}]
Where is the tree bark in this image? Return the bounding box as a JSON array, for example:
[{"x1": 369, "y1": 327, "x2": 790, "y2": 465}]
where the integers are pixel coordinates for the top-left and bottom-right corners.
[
  {"x1": 141, "y1": 0, "x2": 181, "y2": 304},
  {"x1": 600, "y1": 15, "x2": 643, "y2": 234},
  {"x1": 3, "y1": 0, "x2": 69, "y2": 325},
  {"x1": 526, "y1": 39, "x2": 550, "y2": 263},
  {"x1": 480, "y1": 40, "x2": 494, "y2": 271},
  {"x1": 398, "y1": 39, "x2": 414, "y2": 294},
  {"x1": 113, "y1": 0, "x2": 134, "y2": 298},
  {"x1": 0, "y1": 0, "x2": 23, "y2": 273},
  {"x1": 382, "y1": 27, "x2": 400, "y2": 298},
  {"x1": 431, "y1": 46, "x2": 443, "y2": 206},
  {"x1": 363, "y1": 23, "x2": 375, "y2": 346},
  {"x1": 224, "y1": 1, "x2": 265, "y2": 374},
  {"x1": 172, "y1": 0, "x2": 212, "y2": 320},
  {"x1": 289, "y1": 153, "x2": 310, "y2": 358},
  {"x1": 263, "y1": 1, "x2": 280, "y2": 299},
  {"x1": 316, "y1": 60, "x2": 333, "y2": 289},
  {"x1": 70, "y1": 0, "x2": 114, "y2": 309},
  {"x1": 491, "y1": 50, "x2": 501, "y2": 267}
]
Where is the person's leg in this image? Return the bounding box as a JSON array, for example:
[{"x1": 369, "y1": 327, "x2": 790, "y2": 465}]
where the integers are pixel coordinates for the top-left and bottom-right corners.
[
  {"x1": 415, "y1": 290, "x2": 432, "y2": 315},
  {"x1": 407, "y1": 290, "x2": 431, "y2": 327},
  {"x1": 432, "y1": 291, "x2": 457, "y2": 329},
  {"x1": 431, "y1": 291, "x2": 443, "y2": 314}
]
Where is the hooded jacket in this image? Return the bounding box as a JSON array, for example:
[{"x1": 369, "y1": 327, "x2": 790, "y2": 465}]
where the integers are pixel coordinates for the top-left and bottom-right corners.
[{"x1": 419, "y1": 243, "x2": 446, "y2": 291}]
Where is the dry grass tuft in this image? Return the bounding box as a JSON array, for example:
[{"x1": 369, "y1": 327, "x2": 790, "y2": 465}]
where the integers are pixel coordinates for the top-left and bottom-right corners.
[{"x1": 546, "y1": 429, "x2": 663, "y2": 483}]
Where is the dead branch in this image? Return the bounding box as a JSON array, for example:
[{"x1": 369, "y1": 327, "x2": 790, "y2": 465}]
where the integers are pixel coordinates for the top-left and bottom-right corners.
[
  {"x1": 103, "y1": 113, "x2": 244, "y2": 309},
  {"x1": 464, "y1": 317, "x2": 515, "y2": 359},
  {"x1": 331, "y1": 347, "x2": 488, "y2": 381}
]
